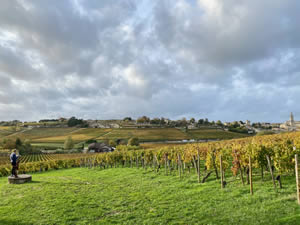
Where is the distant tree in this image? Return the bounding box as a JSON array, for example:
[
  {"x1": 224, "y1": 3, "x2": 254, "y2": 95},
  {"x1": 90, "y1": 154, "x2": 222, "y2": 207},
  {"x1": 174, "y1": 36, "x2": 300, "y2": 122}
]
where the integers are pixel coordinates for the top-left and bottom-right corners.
[
  {"x1": 216, "y1": 120, "x2": 223, "y2": 127},
  {"x1": 150, "y1": 118, "x2": 161, "y2": 125},
  {"x1": 211, "y1": 121, "x2": 215, "y2": 126},
  {"x1": 190, "y1": 118, "x2": 196, "y2": 124},
  {"x1": 128, "y1": 137, "x2": 139, "y2": 146},
  {"x1": 160, "y1": 117, "x2": 166, "y2": 125},
  {"x1": 204, "y1": 118, "x2": 209, "y2": 125},
  {"x1": 109, "y1": 140, "x2": 117, "y2": 147},
  {"x1": 123, "y1": 117, "x2": 132, "y2": 122},
  {"x1": 137, "y1": 116, "x2": 150, "y2": 124},
  {"x1": 64, "y1": 136, "x2": 74, "y2": 150},
  {"x1": 15, "y1": 138, "x2": 22, "y2": 149},
  {"x1": 232, "y1": 121, "x2": 240, "y2": 128},
  {"x1": 198, "y1": 119, "x2": 204, "y2": 125},
  {"x1": 67, "y1": 117, "x2": 84, "y2": 127}
]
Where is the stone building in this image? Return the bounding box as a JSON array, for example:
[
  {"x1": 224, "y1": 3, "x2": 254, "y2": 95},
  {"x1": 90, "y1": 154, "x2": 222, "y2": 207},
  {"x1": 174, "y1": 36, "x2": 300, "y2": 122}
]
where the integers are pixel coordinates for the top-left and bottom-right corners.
[{"x1": 280, "y1": 112, "x2": 300, "y2": 131}]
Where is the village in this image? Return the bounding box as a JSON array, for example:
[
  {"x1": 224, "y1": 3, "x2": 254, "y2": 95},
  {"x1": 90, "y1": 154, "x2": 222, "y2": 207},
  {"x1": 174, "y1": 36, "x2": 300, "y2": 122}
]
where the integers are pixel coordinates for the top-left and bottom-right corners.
[{"x1": 0, "y1": 113, "x2": 298, "y2": 135}]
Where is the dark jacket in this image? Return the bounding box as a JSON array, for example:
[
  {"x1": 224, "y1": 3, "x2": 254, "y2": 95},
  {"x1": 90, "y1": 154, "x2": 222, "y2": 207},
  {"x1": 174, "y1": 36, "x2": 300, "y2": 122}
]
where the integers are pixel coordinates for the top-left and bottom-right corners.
[{"x1": 10, "y1": 153, "x2": 19, "y2": 165}]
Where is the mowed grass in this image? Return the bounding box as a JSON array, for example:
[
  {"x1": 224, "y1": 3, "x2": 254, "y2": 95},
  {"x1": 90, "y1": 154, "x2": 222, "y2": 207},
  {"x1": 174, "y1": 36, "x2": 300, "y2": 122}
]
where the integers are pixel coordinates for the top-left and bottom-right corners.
[{"x1": 0, "y1": 168, "x2": 299, "y2": 225}]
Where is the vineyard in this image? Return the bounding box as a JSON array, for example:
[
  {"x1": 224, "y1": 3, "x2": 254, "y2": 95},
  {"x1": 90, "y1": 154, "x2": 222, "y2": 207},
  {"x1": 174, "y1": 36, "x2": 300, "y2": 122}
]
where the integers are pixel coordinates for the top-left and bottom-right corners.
[{"x1": 1, "y1": 131, "x2": 300, "y2": 204}]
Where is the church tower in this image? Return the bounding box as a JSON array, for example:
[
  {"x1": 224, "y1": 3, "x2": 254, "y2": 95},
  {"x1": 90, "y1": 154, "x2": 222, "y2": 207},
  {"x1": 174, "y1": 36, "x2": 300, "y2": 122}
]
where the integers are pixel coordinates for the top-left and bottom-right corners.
[{"x1": 290, "y1": 112, "x2": 295, "y2": 126}]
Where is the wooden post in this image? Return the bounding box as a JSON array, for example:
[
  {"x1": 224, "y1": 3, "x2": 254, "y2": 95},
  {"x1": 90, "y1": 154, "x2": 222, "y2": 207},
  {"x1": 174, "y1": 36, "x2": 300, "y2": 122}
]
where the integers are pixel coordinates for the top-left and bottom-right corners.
[
  {"x1": 295, "y1": 154, "x2": 300, "y2": 205},
  {"x1": 249, "y1": 156, "x2": 253, "y2": 195},
  {"x1": 178, "y1": 154, "x2": 181, "y2": 178},
  {"x1": 197, "y1": 150, "x2": 201, "y2": 183},
  {"x1": 239, "y1": 161, "x2": 245, "y2": 185},
  {"x1": 213, "y1": 152, "x2": 219, "y2": 179},
  {"x1": 220, "y1": 155, "x2": 224, "y2": 189},
  {"x1": 266, "y1": 155, "x2": 276, "y2": 191},
  {"x1": 165, "y1": 154, "x2": 168, "y2": 175}
]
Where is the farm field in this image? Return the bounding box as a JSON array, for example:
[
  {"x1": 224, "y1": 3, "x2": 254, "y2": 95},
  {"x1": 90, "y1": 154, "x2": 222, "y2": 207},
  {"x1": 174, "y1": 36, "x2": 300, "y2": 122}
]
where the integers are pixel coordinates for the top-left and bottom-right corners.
[
  {"x1": 0, "y1": 167, "x2": 299, "y2": 225},
  {"x1": 33, "y1": 128, "x2": 112, "y2": 143},
  {"x1": 0, "y1": 127, "x2": 250, "y2": 148},
  {"x1": 96, "y1": 128, "x2": 190, "y2": 142},
  {"x1": 187, "y1": 129, "x2": 249, "y2": 139},
  {"x1": 4, "y1": 127, "x2": 79, "y2": 142}
]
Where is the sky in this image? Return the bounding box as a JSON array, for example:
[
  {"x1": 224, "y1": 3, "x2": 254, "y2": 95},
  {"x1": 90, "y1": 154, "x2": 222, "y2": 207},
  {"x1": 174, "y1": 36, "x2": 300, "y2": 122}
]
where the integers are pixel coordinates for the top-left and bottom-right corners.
[{"x1": 0, "y1": 0, "x2": 300, "y2": 123}]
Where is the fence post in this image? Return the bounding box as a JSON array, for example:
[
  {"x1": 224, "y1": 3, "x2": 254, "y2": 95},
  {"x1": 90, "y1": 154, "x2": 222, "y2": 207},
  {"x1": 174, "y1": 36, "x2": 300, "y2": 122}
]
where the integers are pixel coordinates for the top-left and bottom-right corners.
[
  {"x1": 220, "y1": 155, "x2": 224, "y2": 189},
  {"x1": 249, "y1": 156, "x2": 253, "y2": 195},
  {"x1": 295, "y1": 154, "x2": 300, "y2": 205},
  {"x1": 266, "y1": 155, "x2": 277, "y2": 192}
]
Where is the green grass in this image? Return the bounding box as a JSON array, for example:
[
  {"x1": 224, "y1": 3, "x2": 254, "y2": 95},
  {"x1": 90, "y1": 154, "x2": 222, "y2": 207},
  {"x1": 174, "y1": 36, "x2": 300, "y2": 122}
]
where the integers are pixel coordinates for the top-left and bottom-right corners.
[{"x1": 0, "y1": 168, "x2": 299, "y2": 225}]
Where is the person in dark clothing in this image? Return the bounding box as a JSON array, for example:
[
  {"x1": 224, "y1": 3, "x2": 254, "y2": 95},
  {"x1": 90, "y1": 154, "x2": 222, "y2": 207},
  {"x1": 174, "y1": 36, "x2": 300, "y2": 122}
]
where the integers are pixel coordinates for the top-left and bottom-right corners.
[{"x1": 10, "y1": 149, "x2": 20, "y2": 178}]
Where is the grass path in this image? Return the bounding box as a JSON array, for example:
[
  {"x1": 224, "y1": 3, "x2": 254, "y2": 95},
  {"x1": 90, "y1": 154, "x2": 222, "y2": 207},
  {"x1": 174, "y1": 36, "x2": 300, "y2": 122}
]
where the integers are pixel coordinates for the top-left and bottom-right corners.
[{"x1": 0, "y1": 168, "x2": 300, "y2": 225}]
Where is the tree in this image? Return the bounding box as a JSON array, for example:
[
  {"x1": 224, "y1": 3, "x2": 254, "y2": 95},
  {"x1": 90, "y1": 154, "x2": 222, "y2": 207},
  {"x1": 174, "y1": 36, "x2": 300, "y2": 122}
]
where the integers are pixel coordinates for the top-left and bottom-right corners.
[
  {"x1": 123, "y1": 117, "x2": 132, "y2": 122},
  {"x1": 216, "y1": 120, "x2": 223, "y2": 127},
  {"x1": 198, "y1": 119, "x2": 204, "y2": 125},
  {"x1": 15, "y1": 138, "x2": 22, "y2": 149},
  {"x1": 190, "y1": 118, "x2": 196, "y2": 124},
  {"x1": 150, "y1": 118, "x2": 161, "y2": 124},
  {"x1": 137, "y1": 116, "x2": 150, "y2": 124},
  {"x1": 67, "y1": 117, "x2": 85, "y2": 127},
  {"x1": 64, "y1": 136, "x2": 74, "y2": 150},
  {"x1": 109, "y1": 140, "x2": 117, "y2": 147},
  {"x1": 128, "y1": 137, "x2": 139, "y2": 146},
  {"x1": 204, "y1": 118, "x2": 209, "y2": 125}
]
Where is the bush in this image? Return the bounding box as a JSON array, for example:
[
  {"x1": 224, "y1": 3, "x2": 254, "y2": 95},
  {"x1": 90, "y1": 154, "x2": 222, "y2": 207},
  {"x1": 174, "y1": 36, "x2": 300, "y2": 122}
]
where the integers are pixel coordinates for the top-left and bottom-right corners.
[
  {"x1": 109, "y1": 140, "x2": 117, "y2": 147},
  {"x1": 128, "y1": 137, "x2": 139, "y2": 146}
]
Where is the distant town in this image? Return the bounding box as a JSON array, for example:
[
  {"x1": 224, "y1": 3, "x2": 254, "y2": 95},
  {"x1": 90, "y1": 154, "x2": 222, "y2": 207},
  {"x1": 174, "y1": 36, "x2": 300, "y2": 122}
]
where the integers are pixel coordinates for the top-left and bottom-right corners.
[{"x1": 0, "y1": 113, "x2": 298, "y2": 135}]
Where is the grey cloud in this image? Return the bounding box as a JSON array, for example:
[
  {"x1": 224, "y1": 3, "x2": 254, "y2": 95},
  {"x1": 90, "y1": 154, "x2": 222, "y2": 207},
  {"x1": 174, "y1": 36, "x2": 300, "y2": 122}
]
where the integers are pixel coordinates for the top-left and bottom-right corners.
[{"x1": 0, "y1": 0, "x2": 300, "y2": 122}]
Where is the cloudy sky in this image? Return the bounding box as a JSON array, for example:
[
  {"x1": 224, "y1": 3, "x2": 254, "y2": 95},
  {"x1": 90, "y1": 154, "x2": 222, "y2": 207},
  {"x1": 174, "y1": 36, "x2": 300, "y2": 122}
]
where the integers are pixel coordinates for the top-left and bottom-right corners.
[{"x1": 0, "y1": 0, "x2": 300, "y2": 122}]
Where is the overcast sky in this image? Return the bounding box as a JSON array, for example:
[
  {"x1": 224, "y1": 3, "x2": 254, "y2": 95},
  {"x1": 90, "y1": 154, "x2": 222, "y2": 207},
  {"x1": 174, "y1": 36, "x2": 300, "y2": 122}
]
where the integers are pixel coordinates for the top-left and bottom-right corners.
[{"x1": 0, "y1": 0, "x2": 300, "y2": 122}]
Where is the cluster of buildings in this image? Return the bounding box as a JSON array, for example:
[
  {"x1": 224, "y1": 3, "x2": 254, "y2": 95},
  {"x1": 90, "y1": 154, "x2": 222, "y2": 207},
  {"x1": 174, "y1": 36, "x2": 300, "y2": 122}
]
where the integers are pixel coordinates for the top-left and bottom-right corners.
[{"x1": 280, "y1": 113, "x2": 300, "y2": 131}]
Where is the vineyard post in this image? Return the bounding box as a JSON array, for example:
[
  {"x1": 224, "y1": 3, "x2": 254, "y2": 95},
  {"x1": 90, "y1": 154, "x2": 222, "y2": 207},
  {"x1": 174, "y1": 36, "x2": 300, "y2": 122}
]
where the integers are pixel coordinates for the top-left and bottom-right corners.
[
  {"x1": 197, "y1": 150, "x2": 201, "y2": 183},
  {"x1": 178, "y1": 154, "x2": 181, "y2": 178},
  {"x1": 249, "y1": 156, "x2": 253, "y2": 195},
  {"x1": 239, "y1": 161, "x2": 245, "y2": 185},
  {"x1": 220, "y1": 155, "x2": 224, "y2": 189},
  {"x1": 295, "y1": 154, "x2": 300, "y2": 205},
  {"x1": 153, "y1": 156, "x2": 156, "y2": 173},
  {"x1": 266, "y1": 155, "x2": 276, "y2": 191},
  {"x1": 165, "y1": 154, "x2": 168, "y2": 175}
]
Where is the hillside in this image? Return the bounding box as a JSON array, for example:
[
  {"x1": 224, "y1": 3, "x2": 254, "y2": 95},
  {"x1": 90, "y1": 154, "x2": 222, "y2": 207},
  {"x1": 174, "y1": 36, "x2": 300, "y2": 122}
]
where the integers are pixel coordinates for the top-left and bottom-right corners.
[{"x1": 0, "y1": 127, "x2": 250, "y2": 148}]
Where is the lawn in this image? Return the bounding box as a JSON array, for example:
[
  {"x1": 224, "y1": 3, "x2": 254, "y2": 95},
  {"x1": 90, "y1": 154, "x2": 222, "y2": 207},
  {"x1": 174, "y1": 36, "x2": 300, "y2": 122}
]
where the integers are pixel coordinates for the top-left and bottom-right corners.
[{"x1": 0, "y1": 168, "x2": 299, "y2": 225}]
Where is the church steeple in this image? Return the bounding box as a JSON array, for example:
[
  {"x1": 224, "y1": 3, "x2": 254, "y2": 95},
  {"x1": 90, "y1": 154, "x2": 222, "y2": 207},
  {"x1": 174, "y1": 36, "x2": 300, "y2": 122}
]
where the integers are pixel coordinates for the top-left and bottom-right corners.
[{"x1": 290, "y1": 112, "x2": 295, "y2": 126}]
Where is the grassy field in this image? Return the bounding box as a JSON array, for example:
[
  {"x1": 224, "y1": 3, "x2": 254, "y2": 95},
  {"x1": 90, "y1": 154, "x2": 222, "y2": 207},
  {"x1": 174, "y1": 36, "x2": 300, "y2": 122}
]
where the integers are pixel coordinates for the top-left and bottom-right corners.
[{"x1": 0, "y1": 168, "x2": 299, "y2": 225}]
